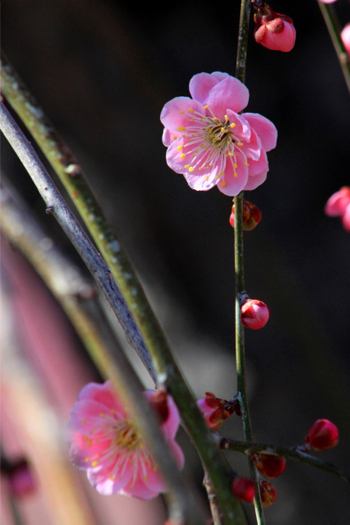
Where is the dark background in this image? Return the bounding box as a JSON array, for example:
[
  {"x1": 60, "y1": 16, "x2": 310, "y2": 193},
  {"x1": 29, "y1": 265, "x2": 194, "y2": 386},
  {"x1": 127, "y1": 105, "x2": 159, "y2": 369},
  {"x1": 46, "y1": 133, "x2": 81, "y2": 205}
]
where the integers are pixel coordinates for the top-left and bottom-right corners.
[{"x1": 2, "y1": 0, "x2": 350, "y2": 523}]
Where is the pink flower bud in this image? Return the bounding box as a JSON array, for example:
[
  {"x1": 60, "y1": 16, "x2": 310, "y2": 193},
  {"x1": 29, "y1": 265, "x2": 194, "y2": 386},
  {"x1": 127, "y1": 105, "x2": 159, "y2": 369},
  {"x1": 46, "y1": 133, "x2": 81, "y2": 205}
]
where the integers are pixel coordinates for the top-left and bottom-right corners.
[
  {"x1": 305, "y1": 419, "x2": 339, "y2": 451},
  {"x1": 252, "y1": 2, "x2": 296, "y2": 52},
  {"x1": 229, "y1": 200, "x2": 262, "y2": 231},
  {"x1": 7, "y1": 460, "x2": 36, "y2": 498},
  {"x1": 241, "y1": 299, "x2": 270, "y2": 330},
  {"x1": 341, "y1": 24, "x2": 350, "y2": 58},
  {"x1": 260, "y1": 480, "x2": 277, "y2": 508},
  {"x1": 325, "y1": 187, "x2": 350, "y2": 231},
  {"x1": 197, "y1": 392, "x2": 235, "y2": 431},
  {"x1": 252, "y1": 453, "x2": 286, "y2": 479},
  {"x1": 231, "y1": 477, "x2": 255, "y2": 503}
]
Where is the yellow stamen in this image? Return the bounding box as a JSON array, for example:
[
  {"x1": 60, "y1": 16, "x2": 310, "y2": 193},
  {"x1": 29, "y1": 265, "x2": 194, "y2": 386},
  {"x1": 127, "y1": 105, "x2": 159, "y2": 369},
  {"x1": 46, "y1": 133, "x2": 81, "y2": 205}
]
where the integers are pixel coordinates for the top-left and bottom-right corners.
[
  {"x1": 234, "y1": 172, "x2": 238, "y2": 178},
  {"x1": 180, "y1": 154, "x2": 185, "y2": 159},
  {"x1": 177, "y1": 145, "x2": 183, "y2": 151},
  {"x1": 188, "y1": 167, "x2": 194, "y2": 172},
  {"x1": 230, "y1": 123, "x2": 236, "y2": 128},
  {"x1": 221, "y1": 181, "x2": 226, "y2": 187}
]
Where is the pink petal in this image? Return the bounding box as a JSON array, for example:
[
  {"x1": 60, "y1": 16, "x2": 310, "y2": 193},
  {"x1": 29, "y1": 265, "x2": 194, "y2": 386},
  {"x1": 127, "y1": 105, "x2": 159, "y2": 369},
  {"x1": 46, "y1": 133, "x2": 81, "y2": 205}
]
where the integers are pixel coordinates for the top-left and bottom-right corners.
[
  {"x1": 218, "y1": 155, "x2": 248, "y2": 196},
  {"x1": 239, "y1": 128, "x2": 262, "y2": 161},
  {"x1": 247, "y1": 149, "x2": 268, "y2": 177},
  {"x1": 189, "y1": 73, "x2": 223, "y2": 104},
  {"x1": 226, "y1": 110, "x2": 251, "y2": 141},
  {"x1": 243, "y1": 113, "x2": 278, "y2": 152},
  {"x1": 183, "y1": 171, "x2": 218, "y2": 191},
  {"x1": 87, "y1": 463, "x2": 133, "y2": 495},
  {"x1": 69, "y1": 399, "x2": 119, "y2": 433},
  {"x1": 207, "y1": 76, "x2": 249, "y2": 120},
  {"x1": 120, "y1": 478, "x2": 162, "y2": 500},
  {"x1": 78, "y1": 382, "x2": 126, "y2": 415},
  {"x1": 162, "y1": 128, "x2": 177, "y2": 147},
  {"x1": 243, "y1": 171, "x2": 267, "y2": 191},
  {"x1": 160, "y1": 97, "x2": 204, "y2": 133}
]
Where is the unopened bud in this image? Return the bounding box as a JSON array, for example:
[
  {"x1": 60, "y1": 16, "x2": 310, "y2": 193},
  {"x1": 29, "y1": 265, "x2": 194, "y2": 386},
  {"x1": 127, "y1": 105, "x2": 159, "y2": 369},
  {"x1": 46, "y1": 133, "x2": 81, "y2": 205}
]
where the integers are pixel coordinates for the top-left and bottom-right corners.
[
  {"x1": 260, "y1": 480, "x2": 277, "y2": 508},
  {"x1": 149, "y1": 390, "x2": 169, "y2": 424},
  {"x1": 241, "y1": 299, "x2": 270, "y2": 330},
  {"x1": 229, "y1": 200, "x2": 262, "y2": 231},
  {"x1": 252, "y1": 453, "x2": 286, "y2": 479},
  {"x1": 252, "y1": 2, "x2": 296, "y2": 52},
  {"x1": 5, "y1": 459, "x2": 36, "y2": 498},
  {"x1": 305, "y1": 419, "x2": 339, "y2": 451},
  {"x1": 231, "y1": 477, "x2": 255, "y2": 503}
]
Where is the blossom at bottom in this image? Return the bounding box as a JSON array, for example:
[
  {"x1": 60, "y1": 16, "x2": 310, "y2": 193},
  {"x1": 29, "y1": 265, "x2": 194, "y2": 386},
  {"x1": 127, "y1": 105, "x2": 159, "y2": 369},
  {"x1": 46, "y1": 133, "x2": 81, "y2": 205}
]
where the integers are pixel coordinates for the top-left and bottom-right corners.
[
  {"x1": 67, "y1": 382, "x2": 184, "y2": 499},
  {"x1": 161, "y1": 72, "x2": 277, "y2": 196},
  {"x1": 325, "y1": 187, "x2": 350, "y2": 231}
]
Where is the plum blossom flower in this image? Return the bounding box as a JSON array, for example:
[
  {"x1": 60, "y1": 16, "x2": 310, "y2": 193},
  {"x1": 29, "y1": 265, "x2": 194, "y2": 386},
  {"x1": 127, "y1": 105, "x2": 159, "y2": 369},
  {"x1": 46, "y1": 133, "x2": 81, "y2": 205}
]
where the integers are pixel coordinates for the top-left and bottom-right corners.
[
  {"x1": 68, "y1": 381, "x2": 184, "y2": 499},
  {"x1": 325, "y1": 187, "x2": 350, "y2": 231},
  {"x1": 252, "y1": 3, "x2": 296, "y2": 52},
  {"x1": 161, "y1": 72, "x2": 277, "y2": 196}
]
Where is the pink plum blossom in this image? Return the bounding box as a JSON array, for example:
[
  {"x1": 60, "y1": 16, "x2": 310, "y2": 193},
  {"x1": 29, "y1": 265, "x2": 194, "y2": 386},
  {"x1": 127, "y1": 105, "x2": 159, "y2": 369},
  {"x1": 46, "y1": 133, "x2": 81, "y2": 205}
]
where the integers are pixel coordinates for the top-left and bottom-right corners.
[
  {"x1": 341, "y1": 24, "x2": 350, "y2": 58},
  {"x1": 68, "y1": 381, "x2": 184, "y2": 499},
  {"x1": 160, "y1": 72, "x2": 277, "y2": 196},
  {"x1": 252, "y1": 3, "x2": 296, "y2": 52},
  {"x1": 325, "y1": 187, "x2": 350, "y2": 231}
]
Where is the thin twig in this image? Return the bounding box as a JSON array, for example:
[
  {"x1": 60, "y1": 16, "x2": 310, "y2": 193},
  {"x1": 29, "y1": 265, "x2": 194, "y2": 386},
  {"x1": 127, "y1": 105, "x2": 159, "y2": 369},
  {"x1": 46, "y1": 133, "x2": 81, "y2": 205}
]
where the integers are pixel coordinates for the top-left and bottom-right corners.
[
  {"x1": 219, "y1": 437, "x2": 350, "y2": 484},
  {"x1": 0, "y1": 99, "x2": 245, "y2": 523},
  {"x1": 234, "y1": 1, "x2": 265, "y2": 523}
]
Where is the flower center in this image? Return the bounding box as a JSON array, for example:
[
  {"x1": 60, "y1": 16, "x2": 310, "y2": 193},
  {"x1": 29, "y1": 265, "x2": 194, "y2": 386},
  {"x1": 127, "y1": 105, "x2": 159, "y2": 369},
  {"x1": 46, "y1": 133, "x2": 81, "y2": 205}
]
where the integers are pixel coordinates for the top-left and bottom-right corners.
[
  {"x1": 114, "y1": 420, "x2": 141, "y2": 451},
  {"x1": 205, "y1": 118, "x2": 235, "y2": 151}
]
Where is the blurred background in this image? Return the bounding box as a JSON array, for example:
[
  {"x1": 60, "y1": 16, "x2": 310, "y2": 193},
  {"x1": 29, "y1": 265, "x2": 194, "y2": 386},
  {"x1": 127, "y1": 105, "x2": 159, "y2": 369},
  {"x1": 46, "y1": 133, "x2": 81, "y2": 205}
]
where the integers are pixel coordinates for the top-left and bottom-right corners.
[{"x1": 1, "y1": 0, "x2": 350, "y2": 523}]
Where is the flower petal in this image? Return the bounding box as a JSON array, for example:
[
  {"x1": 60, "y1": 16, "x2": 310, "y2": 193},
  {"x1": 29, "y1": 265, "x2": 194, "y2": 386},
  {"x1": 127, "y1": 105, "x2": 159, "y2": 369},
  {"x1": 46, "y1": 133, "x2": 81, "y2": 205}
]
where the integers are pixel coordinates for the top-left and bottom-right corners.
[
  {"x1": 243, "y1": 113, "x2": 277, "y2": 152},
  {"x1": 207, "y1": 76, "x2": 249, "y2": 119},
  {"x1": 160, "y1": 97, "x2": 204, "y2": 133},
  {"x1": 243, "y1": 171, "x2": 267, "y2": 191},
  {"x1": 189, "y1": 72, "x2": 222, "y2": 104},
  {"x1": 218, "y1": 155, "x2": 248, "y2": 196},
  {"x1": 183, "y1": 171, "x2": 218, "y2": 191}
]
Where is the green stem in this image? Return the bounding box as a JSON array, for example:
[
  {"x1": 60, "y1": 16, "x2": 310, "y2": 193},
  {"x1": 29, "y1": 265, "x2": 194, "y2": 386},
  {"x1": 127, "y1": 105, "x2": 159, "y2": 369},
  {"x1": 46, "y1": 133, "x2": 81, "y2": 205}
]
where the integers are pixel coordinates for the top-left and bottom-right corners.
[
  {"x1": 0, "y1": 62, "x2": 245, "y2": 524},
  {"x1": 318, "y1": 2, "x2": 350, "y2": 95},
  {"x1": 220, "y1": 437, "x2": 350, "y2": 483},
  {"x1": 235, "y1": 1, "x2": 265, "y2": 523}
]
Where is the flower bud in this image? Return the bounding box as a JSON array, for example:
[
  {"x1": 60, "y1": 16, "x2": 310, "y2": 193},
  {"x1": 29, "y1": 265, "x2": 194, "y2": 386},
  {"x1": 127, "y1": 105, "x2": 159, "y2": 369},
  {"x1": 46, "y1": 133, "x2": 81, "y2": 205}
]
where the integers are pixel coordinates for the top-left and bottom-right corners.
[
  {"x1": 305, "y1": 419, "x2": 339, "y2": 451},
  {"x1": 252, "y1": 453, "x2": 286, "y2": 479},
  {"x1": 241, "y1": 299, "x2": 270, "y2": 330},
  {"x1": 252, "y1": 2, "x2": 296, "y2": 52},
  {"x1": 229, "y1": 200, "x2": 262, "y2": 231},
  {"x1": 231, "y1": 477, "x2": 255, "y2": 503},
  {"x1": 6, "y1": 459, "x2": 36, "y2": 498},
  {"x1": 341, "y1": 24, "x2": 350, "y2": 58},
  {"x1": 260, "y1": 480, "x2": 277, "y2": 508},
  {"x1": 149, "y1": 389, "x2": 169, "y2": 424},
  {"x1": 197, "y1": 392, "x2": 236, "y2": 431}
]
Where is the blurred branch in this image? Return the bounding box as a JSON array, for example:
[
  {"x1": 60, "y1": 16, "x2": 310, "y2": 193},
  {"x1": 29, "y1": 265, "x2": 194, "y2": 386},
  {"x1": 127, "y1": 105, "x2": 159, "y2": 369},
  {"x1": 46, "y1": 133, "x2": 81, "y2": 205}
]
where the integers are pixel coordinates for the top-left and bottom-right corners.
[
  {"x1": 0, "y1": 176, "x2": 205, "y2": 523},
  {"x1": 0, "y1": 97, "x2": 245, "y2": 522},
  {"x1": 219, "y1": 437, "x2": 350, "y2": 483},
  {"x1": 318, "y1": 2, "x2": 350, "y2": 94},
  {"x1": 234, "y1": 1, "x2": 265, "y2": 524}
]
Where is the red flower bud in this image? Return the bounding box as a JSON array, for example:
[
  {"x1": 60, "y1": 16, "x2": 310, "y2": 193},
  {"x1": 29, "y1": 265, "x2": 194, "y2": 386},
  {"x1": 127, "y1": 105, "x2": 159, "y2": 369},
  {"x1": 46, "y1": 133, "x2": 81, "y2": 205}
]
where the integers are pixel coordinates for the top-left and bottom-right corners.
[
  {"x1": 149, "y1": 390, "x2": 169, "y2": 424},
  {"x1": 197, "y1": 392, "x2": 236, "y2": 431},
  {"x1": 252, "y1": 453, "x2": 286, "y2": 479},
  {"x1": 252, "y1": 2, "x2": 296, "y2": 52},
  {"x1": 231, "y1": 477, "x2": 255, "y2": 503},
  {"x1": 241, "y1": 299, "x2": 270, "y2": 330},
  {"x1": 260, "y1": 480, "x2": 277, "y2": 508},
  {"x1": 341, "y1": 24, "x2": 350, "y2": 58},
  {"x1": 305, "y1": 419, "x2": 339, "y2": 451},
  {"x1": 229, "y1": 200, "x2": 262, "y2": 231}
]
